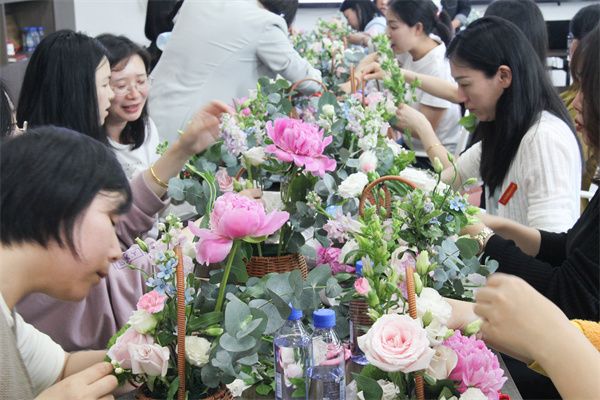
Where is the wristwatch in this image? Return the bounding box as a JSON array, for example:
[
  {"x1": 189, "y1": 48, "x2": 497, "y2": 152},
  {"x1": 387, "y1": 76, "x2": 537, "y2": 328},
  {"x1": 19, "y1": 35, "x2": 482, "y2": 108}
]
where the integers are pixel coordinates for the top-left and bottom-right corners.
[{"x1": 475, "y1": 226, "x2": 494, "y2": 255}]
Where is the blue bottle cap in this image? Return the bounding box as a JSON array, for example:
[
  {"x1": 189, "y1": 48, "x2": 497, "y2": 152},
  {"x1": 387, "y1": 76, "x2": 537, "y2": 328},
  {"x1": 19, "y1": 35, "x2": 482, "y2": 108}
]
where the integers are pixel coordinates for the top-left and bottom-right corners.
[
  {"x1": 355, "y1": 260, "x2": 363, "y2": 276},
  {"x1": 288, "y1": 306, "x2": 303, "y2": 321},
  {"x1": 313, "y1": 309, "x2": 336, "y2": 328}
]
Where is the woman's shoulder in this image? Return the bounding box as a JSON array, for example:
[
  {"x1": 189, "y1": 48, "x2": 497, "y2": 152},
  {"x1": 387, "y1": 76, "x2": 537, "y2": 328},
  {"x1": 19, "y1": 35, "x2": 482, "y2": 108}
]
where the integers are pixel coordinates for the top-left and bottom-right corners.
[{"x1": 523, "y1": 111, "x2": 576, "y2": 145}]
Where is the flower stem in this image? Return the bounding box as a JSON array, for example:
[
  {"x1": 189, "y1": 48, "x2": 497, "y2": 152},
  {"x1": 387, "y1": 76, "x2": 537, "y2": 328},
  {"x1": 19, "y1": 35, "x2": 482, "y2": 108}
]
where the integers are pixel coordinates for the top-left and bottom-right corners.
[{"x1": 214, "y1": 240, "x2": 240, "y2": 313}]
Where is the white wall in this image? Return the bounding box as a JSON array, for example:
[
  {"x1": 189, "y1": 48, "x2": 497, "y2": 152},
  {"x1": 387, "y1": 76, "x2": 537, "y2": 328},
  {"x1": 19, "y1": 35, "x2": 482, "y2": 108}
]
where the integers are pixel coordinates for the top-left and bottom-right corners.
[{"x1": 72, "y1": 1, "x2": 594, "y2": 46}]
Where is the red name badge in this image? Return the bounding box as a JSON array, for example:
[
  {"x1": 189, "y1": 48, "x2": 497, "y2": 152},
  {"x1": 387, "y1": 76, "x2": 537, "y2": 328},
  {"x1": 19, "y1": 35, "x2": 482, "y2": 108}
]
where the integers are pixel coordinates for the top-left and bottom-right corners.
[{"x1": 498, "y1": 182, "x2": 518, "y2": 205}]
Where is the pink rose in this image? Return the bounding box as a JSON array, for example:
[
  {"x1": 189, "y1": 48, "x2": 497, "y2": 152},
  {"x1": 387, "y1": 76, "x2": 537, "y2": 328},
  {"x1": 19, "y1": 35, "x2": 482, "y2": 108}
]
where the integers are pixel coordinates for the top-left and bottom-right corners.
[
  {"x1": 265, "y1": 118, "x2": 336, "y2": 177},
  {"x1": 215, "y1": 167, "x2": 233, "y2": 192},
  {"x1": 354, "y1": 277, "x2": 371, "y2": 296},
  {"x1": 316, "y1": 245, "x2": 354, "y2": 275},
  {"x1": 189, "y1": 192, "x2": 289, "y2": 264},
  {"x1": 358, "y1": 314, "x2": 435, "y2": 373},
  {"x1": 129, "y1": 343, "x2": 170, "y2": 377},
  {"x1": 107, "y1": 327, "x2": 154, "y2": 369},
  {"x1": 136, "y1": 291, "x2": 167, "y2": 314},
  {"x1": 241, "y1": 107, "x2": 251, "y2": 116}
]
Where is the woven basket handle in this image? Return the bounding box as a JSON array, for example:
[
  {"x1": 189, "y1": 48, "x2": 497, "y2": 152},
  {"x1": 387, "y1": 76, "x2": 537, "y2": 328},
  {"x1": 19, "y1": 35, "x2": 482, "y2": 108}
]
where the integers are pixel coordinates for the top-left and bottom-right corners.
[
  {"x1": 405, "y1": 265, "x2": 425, "y2": 400},
  {"x1": 175, "y1": 245, "x2": 186, "y2": 400},
  {"x1": 358, "y1": 175, "x2": 417, "y2": 217},
  {"x1": 288, "y1": 78, "x2": 330, "y2": 118}
]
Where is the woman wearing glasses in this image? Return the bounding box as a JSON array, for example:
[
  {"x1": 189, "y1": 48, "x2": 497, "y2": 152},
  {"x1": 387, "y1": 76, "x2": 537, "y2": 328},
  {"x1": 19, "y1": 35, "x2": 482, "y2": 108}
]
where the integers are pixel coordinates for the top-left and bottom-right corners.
[{"x1": 97, "y1": 34, "x2": 160, "y2": 180}]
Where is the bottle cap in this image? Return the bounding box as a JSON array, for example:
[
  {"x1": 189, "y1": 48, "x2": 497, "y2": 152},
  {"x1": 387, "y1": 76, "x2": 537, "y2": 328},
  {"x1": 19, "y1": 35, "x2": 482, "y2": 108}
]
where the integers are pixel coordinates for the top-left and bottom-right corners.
[
  {"x1": 313, "y1": 308, "x2": 336, "y2": 328},
  {"x1": 288, "y1": 305, "x2": 303, "y2": 321},
  {"x1": 355, "y1": 260, "x2": 363, "y2": 276}
]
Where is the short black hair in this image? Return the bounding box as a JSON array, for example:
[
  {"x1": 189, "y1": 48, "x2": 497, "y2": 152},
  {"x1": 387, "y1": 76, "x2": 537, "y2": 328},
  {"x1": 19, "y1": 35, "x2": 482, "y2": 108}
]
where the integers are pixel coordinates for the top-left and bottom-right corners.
[
  {"x1": 16, "y1": 30, "x2": 109, "y2": 143},
  {"x1": 570, "y1": 4, "x2": 600, "y2": 40},
  {"x1": 96, "y1": 34, "x2": 151, "y2": 150},
  {"x1": 259, "y1": 0, "x2": 299, "y2": 27},
  {"x1": 484, "y1": 0, "x2": 548, "y2": 64},
  {"x1": 387, "y1": 0, "x2": 453, "y2": 46},
  {"x1": 1, "y1": 126, "x2": 132, "y2": 253},
  {"x1": 447, "y1": 17, "x2": 574, "y2": 193},
  {"x1": 340, "y1": 0, "x2": 382, "y2": 32},
  {"x1": 0, "y1": 80, "x2": 13, "y2": 138}
]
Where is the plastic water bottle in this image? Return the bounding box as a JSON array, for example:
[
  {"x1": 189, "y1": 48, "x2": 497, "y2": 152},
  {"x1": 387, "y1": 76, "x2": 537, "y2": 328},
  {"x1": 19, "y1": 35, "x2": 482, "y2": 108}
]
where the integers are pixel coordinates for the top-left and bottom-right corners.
[
  {"x1": 307, "y1": 309, "x2": 346, "y2": 400},
  {"x1": 349, "y1": 260, "x2": 368, "y2": 365},
  {"x1": 274, "y1": 306, "x2": 310, "y2": 400}
]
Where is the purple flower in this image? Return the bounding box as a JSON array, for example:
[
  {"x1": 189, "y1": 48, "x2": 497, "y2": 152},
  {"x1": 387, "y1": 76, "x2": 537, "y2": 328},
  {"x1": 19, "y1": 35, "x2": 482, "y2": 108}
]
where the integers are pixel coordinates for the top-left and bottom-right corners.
[
  {"x1": 316, "y1": 245, "x2": 354, "y2": 275},
  {"x1": 443, "y1": 331, "x2": 507, "y2": 400}
]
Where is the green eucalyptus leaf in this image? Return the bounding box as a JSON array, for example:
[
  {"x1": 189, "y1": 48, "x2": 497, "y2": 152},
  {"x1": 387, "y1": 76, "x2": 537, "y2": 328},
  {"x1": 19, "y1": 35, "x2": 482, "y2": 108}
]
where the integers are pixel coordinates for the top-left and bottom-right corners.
[
  {"x1": 167, "y1": 178, "x2": 186, "y2": 202},
  {"x1": 352, "y1": 374, "x2": 383, "y2": 400},
  {"x1": 224, "y1": 296, "x2": 250, "y2": 334},
  {"x1": 220, "y1": 332, "x2": 256, "y2": 352},
  {"x1": 455, "y1": 237, "x2": 480, "y2": 259}
]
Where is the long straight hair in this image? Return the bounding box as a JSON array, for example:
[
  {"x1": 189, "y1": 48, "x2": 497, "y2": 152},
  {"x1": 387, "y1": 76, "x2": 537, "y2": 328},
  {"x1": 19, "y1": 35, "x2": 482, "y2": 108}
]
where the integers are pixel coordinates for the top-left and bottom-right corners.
[
  {"x1": 575, "y1": 26, "x2": 599, "y2": 158},
  {"x1": 97, "y1": 34, "x2": 151, "y2": 150},
  {"x1": 340, "y1": 0, "x2": 382, "y2": 31},
  {"x1": 447, "y1": 17, "x2": 575, "y2": 193},
  {"x1": 387, "y1": 0, "x2": 453, "y2": 46},
  {"x1": 17, "y1": 30, "x2": 108, "y2": 143}
]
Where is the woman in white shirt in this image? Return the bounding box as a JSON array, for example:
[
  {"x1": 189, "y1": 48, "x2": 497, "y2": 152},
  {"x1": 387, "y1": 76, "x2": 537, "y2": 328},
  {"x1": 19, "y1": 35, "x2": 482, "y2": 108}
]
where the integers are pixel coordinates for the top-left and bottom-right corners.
[
  {"x1": 340, "y1": 0, "x2": 387, "y2": 46},
  {"x1": 149, "y1": 0, "x2": 322, "y2": 144},
  {"x1": 395, "y1": 17, "x2": 581, "y2": 232},
  {"x1": 378, "y1": 0, "x2": 461, "y2": 167},
  {"x1": 97, "y1": 34, "x2": 160, "y2": 180}
]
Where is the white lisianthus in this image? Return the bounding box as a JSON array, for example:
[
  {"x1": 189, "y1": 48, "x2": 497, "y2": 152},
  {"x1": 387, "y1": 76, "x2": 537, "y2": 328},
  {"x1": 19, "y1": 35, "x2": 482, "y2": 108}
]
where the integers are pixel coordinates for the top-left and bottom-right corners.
[
  {"x1": 338, "y1": 172, "x2": 369, "y2": 199},
  {"x1": 243, "y1": 146, "x2": 266, "y2": 167},
  {"x1": 417, "y1": 288, "x2": 453, "y2": 345},
  {"x1": 184, "y1": 336, "x2": 211, "y2": 367},
  {"x1": 459, "y1": 388, "x2": 488, "y2": 400},
  {"x1": 128, "y1": 310, "x2": 158, "y2": 334},
  {"x1": 426, "y1": 345, "x2": 458, "y2": 380},
  {"x1": 322, "y1": 104, "x2": 335, "y2": 117},
  {"x1": 358, "y1": 134, "x2": 378, "y2": 151},
  {"x1": 358, "y1": 151, "x2": 378, "y2": 173},
  {"x1": 339, "y1": 239, "x2": 359, "y2": 264},
  {"x1": 357, "y1": 379, "x2": 399, "y2": 400},
  {"x1": 384, "y1": 138, "x2": 404, "y2": 156}
]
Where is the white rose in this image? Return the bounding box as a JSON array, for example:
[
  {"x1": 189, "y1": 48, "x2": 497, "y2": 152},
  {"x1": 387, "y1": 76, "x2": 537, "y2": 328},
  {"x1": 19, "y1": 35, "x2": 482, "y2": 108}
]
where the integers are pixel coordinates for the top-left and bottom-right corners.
[
  {"x1": 426, "y1": 345, "x2": 458, "y2": 380},
  {"x1": 356, "y1": 379, "x2": 399, "y2": 400},
  {"x1": 423, "y1": 319, "x2": 452, "y2": 346},
  {"x1": 338, "y1": 172, "x2": 369, "y2": 199},
  {"x1": 322, "y1": 104, "x2": 335, "y2": 117},
  {"x1": 184, "y1": 336, "x2": 211, "y2": 367},
  {"x1": 128, "y1": 309, "x2": 158, "y2": 334},
  {"x1": 358, "y1": 151, "x2": 378, "y2": 173},
  {"x1": 243, "y1": 146, "x2": 266, "y2": 167},
  {"x1": 459, "y1": 388, "x2": 488, "y2": 400},
  {"x1": 226, "y1": 379, "x2": 250, "y2": 398}
]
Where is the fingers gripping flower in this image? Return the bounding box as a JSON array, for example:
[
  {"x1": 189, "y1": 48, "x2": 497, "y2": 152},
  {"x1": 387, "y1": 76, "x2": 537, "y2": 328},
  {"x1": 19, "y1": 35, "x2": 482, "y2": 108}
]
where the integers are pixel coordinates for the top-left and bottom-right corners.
[
  {"x1": 265, "y1": 117, "x2": 336, "y2": 177},
  {"x1": 188, "y1": 192, "x2": 289, "y2": 264}
]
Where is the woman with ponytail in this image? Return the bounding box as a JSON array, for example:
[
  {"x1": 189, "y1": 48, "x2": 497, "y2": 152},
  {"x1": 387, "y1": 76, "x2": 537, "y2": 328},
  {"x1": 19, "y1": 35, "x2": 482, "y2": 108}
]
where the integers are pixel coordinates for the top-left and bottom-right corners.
[{"x1": 384, "y1": 0, "x2": 462, "y2": 167}]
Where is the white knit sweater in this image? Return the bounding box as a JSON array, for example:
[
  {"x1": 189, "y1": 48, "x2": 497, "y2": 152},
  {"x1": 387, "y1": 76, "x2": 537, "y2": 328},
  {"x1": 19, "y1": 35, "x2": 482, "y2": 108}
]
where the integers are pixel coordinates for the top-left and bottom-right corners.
[{"x1": 457, "y1": 111, "x2": 581, "y2": 232}]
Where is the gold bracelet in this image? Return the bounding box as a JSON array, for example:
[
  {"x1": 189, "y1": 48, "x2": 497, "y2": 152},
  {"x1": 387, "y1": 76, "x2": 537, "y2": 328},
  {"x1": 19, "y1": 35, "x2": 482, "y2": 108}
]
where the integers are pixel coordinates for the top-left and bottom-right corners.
[
  {"x1": 149, "y1": 165, "x2": 169, "y2": 189},
  {"x1": 475, "y1": 226, "x2": 494, "y2": 255},
  {"x1": 426, "y1": 143, "x2": 444, "y2": 153}
]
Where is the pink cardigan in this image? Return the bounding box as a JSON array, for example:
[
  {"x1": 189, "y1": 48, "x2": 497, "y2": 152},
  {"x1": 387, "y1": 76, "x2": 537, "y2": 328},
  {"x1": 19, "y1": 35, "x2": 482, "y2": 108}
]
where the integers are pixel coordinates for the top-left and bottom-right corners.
[{"x1": 16, "y1": 174, "x2": 169, "y2": 351}]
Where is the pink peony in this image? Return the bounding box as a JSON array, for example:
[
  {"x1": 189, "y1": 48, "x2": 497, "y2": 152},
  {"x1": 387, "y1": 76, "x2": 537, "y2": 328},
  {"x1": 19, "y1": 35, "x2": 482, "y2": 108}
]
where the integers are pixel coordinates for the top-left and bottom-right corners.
[
  {"x1": 316, "y1": 245, "x2": 354, "y2": 274},
  {"x1": 443, "y1": 331, "x2": 507, "y2": 400},
  {"x1": 215, "y1": 167, "x2": 233, "y2": 192},
  {"x1": 136, "y1": 291, "x2": 167, "y2": 314},
  {"x1": 265, "y1": 118, "x2": 336, "y2": 177},
  {"x1": 107, "y1": 327, "x2": 154, "y2": 369},
  {"x1": 358, "y1": 314, "x2": 435, "y2": 373},
  {"x1": 354, "y1": 277, "x2": 371, "y2": 296},
  {"x1": 129, "y1": 343, "x2": 170, "y2": 377},
  {"x1": 189, "y1": 192, "x2": 289, "y2": 264},
  {"x1": 241, "y1": 107, "x2": 251, "y2": 116}
]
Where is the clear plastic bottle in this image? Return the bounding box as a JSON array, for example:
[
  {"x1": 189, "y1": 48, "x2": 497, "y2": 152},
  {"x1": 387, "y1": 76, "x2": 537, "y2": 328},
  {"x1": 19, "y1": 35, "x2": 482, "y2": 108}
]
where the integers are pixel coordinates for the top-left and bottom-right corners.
[
  {"x1": 307, "y1": 309, "x2": 346, "y2": 400},
  {"x1": 274, "y1": 306, "x2": 310, "y2": 400},
  {"x1": 349, "y1": 260, "x2": 369, "y2": 365}
]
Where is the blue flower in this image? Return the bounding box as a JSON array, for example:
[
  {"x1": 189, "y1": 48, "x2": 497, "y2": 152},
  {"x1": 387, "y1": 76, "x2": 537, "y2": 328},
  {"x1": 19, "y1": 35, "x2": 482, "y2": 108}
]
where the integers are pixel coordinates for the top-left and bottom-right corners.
[
  {"x1": 423, "y1": 201, "x2": 434, "y2": 213},
  {"x1": 449, "y1": 196, "x2": 466, "y2": 212},
  {"x1": 157, "y1": 258, "x2": 177, "y2": 280},
  {"x1": 165, "y1": 284, "x2": 176, "y2": 297},
  {"x1": 185, "y1": 288, "x2": 196, "y2": 305},
  {"x1": 445, "y1": 214, "x2": 454, "y2": 222},
  {"x1": 146, "y1": 277, "x2": 168, "y2": 294},
  {"x1": 429, "y1": 217, "x2": 440, "y2": 225}
]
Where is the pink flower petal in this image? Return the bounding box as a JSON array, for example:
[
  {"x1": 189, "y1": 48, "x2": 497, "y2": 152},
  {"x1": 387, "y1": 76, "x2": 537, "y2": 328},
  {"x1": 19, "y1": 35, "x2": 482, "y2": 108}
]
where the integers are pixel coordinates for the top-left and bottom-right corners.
[
  {"x1": 254, "y1": 211, "x2": 290, "y2": 237},
  {"x1": 195, "y1": 231, "x2": 233, "y2": 265},
  {"x1": 216, "y1": 208, "x2": 263, "y2": 239}
]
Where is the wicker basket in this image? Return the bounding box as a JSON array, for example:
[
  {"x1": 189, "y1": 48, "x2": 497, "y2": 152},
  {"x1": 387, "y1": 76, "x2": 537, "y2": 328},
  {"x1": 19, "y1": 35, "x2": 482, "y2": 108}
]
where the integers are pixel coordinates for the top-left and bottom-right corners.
[
  {"x1": 246, "y1": 253, "x2": 308, "y2": 279},
  {"x1": 135, "y1": 385, "x2": 234, "y2": 400},
  {"x1": 358, "y1": 175, "x2": 418, "y2": 217}
]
